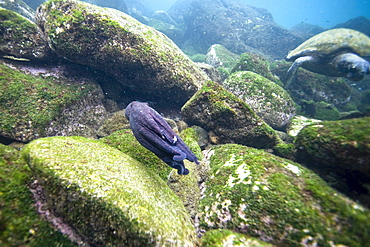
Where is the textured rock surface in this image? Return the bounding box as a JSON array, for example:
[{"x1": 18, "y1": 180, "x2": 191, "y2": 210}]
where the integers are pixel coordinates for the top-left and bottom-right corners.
[
  {"x1": 0, "y1": 144, "x2": 75, "y2": 246},
  {"x1": 198, "y1": 144, "x2": 370, "y2": 246},
  {"x1": 22, "y1": 136, "x2": 196, "y2": 246},
  {"x1": 182, "y1": 81, "x2": 280, "y2": 149},
  {"x1": 222, "y1": 71, "x2": 296, "y2": 130},
  {"x1": 0, "y1": 7, "x2": 53, "y2": 60},
  {"x1": 36, "y1": 0, "x2": 209, "y2": 106},
  {"x1": 0, "y1": 62, "x2": 107, "y2": 142}
]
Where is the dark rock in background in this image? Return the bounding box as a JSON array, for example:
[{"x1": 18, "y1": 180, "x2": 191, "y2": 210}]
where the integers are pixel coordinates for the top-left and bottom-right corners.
[
  {"x1": 168, "y1": 0, "x2": 303, "y2": 59},
  {"x1": 333, "y1": 16, "x2": 370, "y2": 37}
]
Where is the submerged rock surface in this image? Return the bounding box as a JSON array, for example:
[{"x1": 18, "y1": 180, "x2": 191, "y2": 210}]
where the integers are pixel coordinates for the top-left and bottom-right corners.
[
  {"x1": 222, "y1": 71, "x2": 296, "y2": 130},
  {"x1": 36, "y1": 0, "x2": 209, "y2": 106},
  {"x1": 182, "y1": 81, "x2": 280, "y2": 149},
  {"x1": 22, "y1": 136, "x2": 196, "y2": 246},
  {"x1": 198, "y1": 144, "x2": 370, "y2": 246}
]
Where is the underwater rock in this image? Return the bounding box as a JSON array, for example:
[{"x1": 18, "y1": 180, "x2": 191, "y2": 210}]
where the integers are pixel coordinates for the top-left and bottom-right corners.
[
  {"x1": 0, "y1": 8, "x2": 54, "y2": 61},
  {"x1": 0, "y1": 0, "x2": 35, "y2": 21},
  {"x1": 0, "y1": 62, "x2": 108, "y2": 142},
  {"x1": 205, "y1": 44, "x2": 239, "y2": 71},
  {"x1": 198, "y1": 143, "x2": 370, "y2": 246},
  {"x1": 36, "y1": 0, "x2": 209, "y2": 106},
  {"x1": 181, "y1": 81, "x2": 280, "y2": 149},
  {"x1": 333, "y1": 16, "x2": 370, "y2": 38},
  {"x1": 169, "y1": 0, "x2": 303, "y2": 59},
  {"x1": 295, "y1": 117, "x2": 370, "y2": 205},
  {"x1": 271, "y1": 60, "x2": 353, "y2": 107},
  {"x1": 200, "y1": 229, "x2": 275, "y2": 247},
  {"x1": 0, "y1": 144, "x2": 75, "y2": 246},
  {"x1": 100, "y1": 129, "x2": 173, "y2": 181},
  {"x1": 289, "y1": 23, "x2": 325, "y2": 40},
  {"x1": 22, "y1": 136, "x2": 197, "y2": 246},
  {"x1": 222, "y1": 71, "x2": 296, "y2": 130},
  {"x1": 286, "y1": 115, "x2": 322, "y2": 137},
  {"x1": 96, "y1": 110, "x2": 129, "y2": 138},
  {"x1": 230, "y1": 52, "x2": 279, "y2": 83}
]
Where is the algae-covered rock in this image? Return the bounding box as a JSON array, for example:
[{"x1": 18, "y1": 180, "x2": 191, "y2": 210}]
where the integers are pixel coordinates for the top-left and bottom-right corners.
[
  {"x1": 0, "y1": 144, "x2": 75, "y2": 246},
  {"x1": 0, "y1": 7, "x2": 53, "y2": 60},
  {"x1": 0, "y1": 0, "x2": 35, "y2": 21},
  {"x1": 22, "y1": 136, "x2": 196, "y2": 246},
  {"x1": 205, "y1": 44, "x2": 239, "y2": 70},
  {"x1": 230, "y1": 52, "x2": 278, "y2": 83},
  {"x1": 201, "y1": 229, "x2": 275, "y2": 247},
  {"x1": 0, "y1": 62, "x2": 104, "y2": 142},
  {"x1": 182, "y1": 81, "x2": 280, "y2": 149},
  {"x1": 100, "y1": 129, "x2": 173, "y2": 181},
  {"x1": 271, "y1": 60, "x2": 353, "y2": 107},
  {"x1": 286, "y1": 115, "x2": 322, "y2": 137},
  {"x1": 222, "y1": 71, "x2": 296, "y2": 130},
  {"x1": 198, "y1": 144, "x2": 370, "y2": 246},
  {"x1": 295, "y1": 117, "x2": 370, "y2": 182},
  {"x1": 36, "y1": 0, "x2": 209, "y2": 106}
]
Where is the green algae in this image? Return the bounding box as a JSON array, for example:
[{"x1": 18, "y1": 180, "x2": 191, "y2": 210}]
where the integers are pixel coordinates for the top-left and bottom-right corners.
[
  {"x1": 230, "y1": 52, "x2": 278, "y2": 83},
  {"x1": 222, "y1": 71, "x2": 296, "y2": 129},
  {"x1": 182, "y1": 81, "x2": 280, "y2": 149},
  {"x1": 0, "y1": 63, "x2": 93, "y2": 141},
  {"x1": 100, "y1": 129, "x2": 172, "y2": 181},
  {"x1": 295, "y1": 117, "x2": 370, "y2": 170},
  {"x1": 199, "y1": 144, "x2": 370, "y2": 246},
  {"x1": 37, "y1": 0, "x2": 208, "y2": 105},
  {"x1": 22, "y1": 136, "x2": 196, "y2": 246},
  {"x1": 0, "y1": 144, "x2": 75, "y2": 246},
  {"x1": 201, "y1": 229, "x2": 275, "y2": 247}
]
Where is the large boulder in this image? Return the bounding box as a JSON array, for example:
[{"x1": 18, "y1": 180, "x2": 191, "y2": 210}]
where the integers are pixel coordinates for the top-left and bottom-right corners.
[
  {"x1": 22, "y1": 136, "x2": 197, "y2": 246},
  {"x1": 295, "y1": 117, "x2": 370, "y2": 205},
  {"x1": 36, "y1": 0, "x2": 209, "y2": 106},
  {"x1": 169, "y1": 0, "x2": 303, "y2": 59},
  {"x1": 198, "y1": 143, "x2": 370, "y2": 246},
  {"x1": 0, "y1": 144, "x2": 75, "y2": 246},
  {"x1": 0, "y1": 7, "x2": 54, "y2": 61},
  {"x1": 0, "y1": 62, "x2": 108, "y2": 143},
  {"x1": 181, "y1": 81, "x2": 280, "y2": 149},
  {"x1": 222, "y1": 71, "x2": 296, "y2": 130}
]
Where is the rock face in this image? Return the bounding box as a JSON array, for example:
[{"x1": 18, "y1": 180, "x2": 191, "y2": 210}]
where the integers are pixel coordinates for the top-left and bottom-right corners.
[
  {"x1": 0, "y1": 62, "x2": 108, "y2": 142},
  {"x1": 198, "y1": 144, "x2": 370, "y2": 246},
  {"x1": 36, "y1": 0, "x2": 209, "y2": 106},
  {"x1": 0, "y1": 7, "x2": 53, "y2": 61},
  {"x1": 295, "y1": 117, "x2": 370, "y2": 204},
  {"x1": 169, "y1": 0, "x2": 303, "y2": 59},
  {"x1": 0, "y1": 144, "x2": 76, "y2": 246},
  {"x1": 181, "y1": 81, "x2": 280, "y2": 149},
  {"x1": 222, "y1": 71, "x2": 296, "y2": 130},
  {"x1": 22, "y1": 136, "x2": 196, "y2": 246}
]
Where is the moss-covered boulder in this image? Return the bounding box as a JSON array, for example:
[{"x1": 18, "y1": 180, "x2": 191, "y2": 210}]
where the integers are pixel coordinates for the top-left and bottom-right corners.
[
  {"x1": 270, "y1": 60, "x2": 353, "y2": 107},
  {"x1": 0, "y1": 0, "x2": 35, "y2": 21},
  {"x1": 222, "y1": 71, "x2": 296, "y2": 130},
  {"x1": 205, "y1": 44, "x2": 239, "y2": 70},
  {"x1": 0, "y1": 7, "x2": 53, "y2": 60},
  {"x1": 36, "y1": 0, "x2": 209, "y2": 106},
  {"x1": 0, "y1": 144, "x2": 75, "y2": 246},
  {"x1": 198, "y1": 144, "x2": 370, "y2": 246},
  {"x1": 286, "y1": 115, "x2": 322, "y2": 137},
  {"x1": 0, "y1": 63, "x2": 107, "y2": 142},
  {"x1": 295, "y1": 117, "x2": 370, "y2": 186},
  {"x1": 100, "y1": 129, "x2": 173, "y2": 181},
  {"x1": 22, "y1": 136, "x2": 196, "y2": 246},
  {"x1": 230, "y1": 52, "x2": 278, "y2": 83},
  {"x1": 200, "y1": 229, "x2": 275, "y2": 247},
  {"x1": 182, "y1": 81, "x2": 280, "y2": 149}
]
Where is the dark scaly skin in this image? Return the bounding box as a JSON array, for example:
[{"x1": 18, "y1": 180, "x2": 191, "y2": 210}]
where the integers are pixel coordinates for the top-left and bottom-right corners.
[{"x1": 125, "y1": 101, "x2": 199, "y2": 175}]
